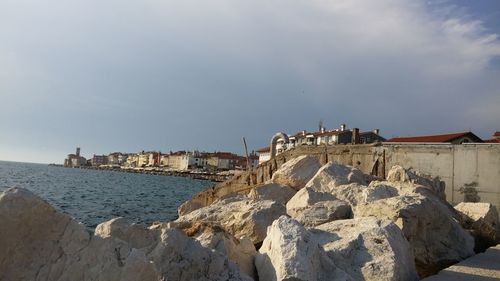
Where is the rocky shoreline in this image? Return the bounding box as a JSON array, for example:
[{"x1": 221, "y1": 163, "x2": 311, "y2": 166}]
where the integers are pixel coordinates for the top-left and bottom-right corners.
[
  {"x1": 2, "y1": 155, "x2": 499, "y2": 280},
  {"x1": 53, "y1": 164, "x2": 231, "y2": 182}
]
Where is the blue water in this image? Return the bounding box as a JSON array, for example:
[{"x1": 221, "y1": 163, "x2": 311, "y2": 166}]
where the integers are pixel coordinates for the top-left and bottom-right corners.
[{"x1": 0, "y1": 161, "x2": 212, "y2": 228}]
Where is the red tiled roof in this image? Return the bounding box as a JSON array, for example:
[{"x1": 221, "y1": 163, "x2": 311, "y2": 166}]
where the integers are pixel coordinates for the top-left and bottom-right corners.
[
  {"x1": 386, "y1": 132, "x2": 476, "y2": 143},
  {"x1": 256, "y1": 147, "x2": 270, "y2": 153},
  {"x1": 494, "y1": 131, "x2": 500, "y2": 137},
  {"x1": 485, "y1": 138, "x2": 500, "y2": 143}
]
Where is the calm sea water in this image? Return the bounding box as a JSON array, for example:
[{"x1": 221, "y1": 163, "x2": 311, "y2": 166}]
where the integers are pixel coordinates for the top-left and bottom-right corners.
[{"x1": 0, "y1": 161, "x2": 212, "y2": 228}]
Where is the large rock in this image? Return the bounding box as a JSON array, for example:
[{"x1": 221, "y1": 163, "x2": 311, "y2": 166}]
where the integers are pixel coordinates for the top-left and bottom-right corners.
[
  {"x1": 311, "y1": 217, "x2": 419, "y2": 281},
  {"x1": 255, "y1": 216, "x2": 348, "y2": 281},
  {"x1": 0, "y1": 188, "x2": 252, "y2": 281},
  {"x1": 248, "y1": 183, "x2": 296, "y2": 205},
  {"x1": 0, "y1": 187, "x2": 159, "y2": 281},
  {"x1": 454, "y1": 202, "x2": 500, "y2": 252},
  {"x1": 180, "y1": 222, "x2": 258, "y2": 279},
  {"x1": 95, "y1": 217, "x2": 159, "y2": 251},
  {"x1": 362, "y1": 181, "x2": 399, "y2": 203},
  {"x1": 286, "y1": 187, "x2": 351, "y2": 227},
  {"x1": 304, "y1": 162, "x2": 368, "y2": 207},
  {"x1": 305, "y1": 162, "x2": 367, "y2": 192},
  {"x1": 387, "y1": 165, "x2": 445, "y2": 200},
  {"x1": 148, "y1": 227, "x2": 253, "y2": 281},
  {"x1": 271, "y1": 155, "x2": 322, "y2": 190},
  {"x1": 175, "y1": 196, "x2": 286, "y2": 244},
  {"x1": 355, "y1": 194, "x2": 475, "y2": 278}
]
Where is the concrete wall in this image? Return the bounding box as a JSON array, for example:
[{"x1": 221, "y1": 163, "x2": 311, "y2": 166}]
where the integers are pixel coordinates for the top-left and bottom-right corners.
[{"x1": 383, "y1": 143, "x2": 500, "y2": 207}]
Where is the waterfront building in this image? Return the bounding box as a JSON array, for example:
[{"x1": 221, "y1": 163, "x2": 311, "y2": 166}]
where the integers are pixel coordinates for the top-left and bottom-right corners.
[
  {"x1": 147, "y1": 151, "x2": 161, "y2": 167},
  {"x1": 108, "y1": 152, "x2": 128, "y2": 165},
  {"x1": 64, "y1": 147, "x2": 87, "y2": 167},
  {"x1": 386, "y1": 132, "x2": 483, "y2": 144},
  {"x1": 91, "y1": 155, "x2": 108, "y2": 167}
]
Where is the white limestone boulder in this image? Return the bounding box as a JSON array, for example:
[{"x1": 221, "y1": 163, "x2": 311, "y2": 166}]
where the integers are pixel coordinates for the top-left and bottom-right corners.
[
  {"x1": 248, "y1": 182, "x2": 296, "y2": 205},
  {"x1": 0, "y1": 187, "x2": 253, "y2": 281},
  {"x1": 305, "y1": 162, "x2": 367, "y2": 192},
  {"x1": 175, "y1": 196, "x2": 286, "y2": 244},
  {"x1": 271, "y1": 155, "x2": 322, "y2": 190},
  {"x1": 454, "y1": 202, "x2": 500, "y2": 252},
  {"x1": 180, "y1": 222, "x2": 258, "y2": 279},
  {"x1": 311, "y1": 217, "x2": 419, "y2": 281},
  {"x1": 355, "y1": 194, "x2": 475, "y2": 278},
  {"x1": 286, "y1": 187, "x2": 351, "y2": 227},
  {"x1": 0, "y1": 187, "x2": 159, "y2": 281},
  {"x1": 362, "y1": 181, "x2": 399, "y2": 203},
  {"x1": 95, "y1": 217, "x2": 159, "y2": 251},
  {"x1": 387, "y1": 165, "x2": 445, "y2": 200},
  {"x1": 255, "y1": 216, "x2": 349, "y2": 281},
  {"x1": 147, "y1": 227, "x2": 253, "y2": 281}
]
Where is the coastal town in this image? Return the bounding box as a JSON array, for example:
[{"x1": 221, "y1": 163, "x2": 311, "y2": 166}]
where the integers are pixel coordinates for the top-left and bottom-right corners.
[{"x1": 61, "y1": 123, "x2": 500, "y2": 181}]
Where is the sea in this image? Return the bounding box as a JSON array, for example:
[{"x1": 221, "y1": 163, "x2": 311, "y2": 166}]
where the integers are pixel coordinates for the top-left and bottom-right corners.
[{"x1": 0, "y1": 160, "x2": 213, "y2": 229}]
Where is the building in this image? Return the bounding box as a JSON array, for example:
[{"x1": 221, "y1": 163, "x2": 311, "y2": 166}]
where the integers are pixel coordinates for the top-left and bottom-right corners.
[
  {"x1": 107, "y1": 152, "x2": 128, "y2": 165},
  {"x1": 257, "y1": 124, "x2": 384, "y2": 164},
  {"x1": 359, "y1": 129, "x2": 386, "y2": 144},
  {"x1": 91, "y1": 154, "x2": 108, "y2": 167},
  {"x1": 485, "y1": 132, "x2": 500, "y2": 143},
  {"x1": 386, "y1": 132, "x2": 483, "y2": 144},
  {"x1": 147, "y1": 151, "x2": 161, "y2": 167},
  {"x1": 64, "y1": 147, "x2": 87, "y2": 167},
  {"x1": 256, "y1": 147, "x2": 271, "y2": 164}
]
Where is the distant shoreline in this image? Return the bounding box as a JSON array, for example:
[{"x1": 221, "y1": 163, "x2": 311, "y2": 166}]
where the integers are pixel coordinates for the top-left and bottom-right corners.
[{"x1": 48, "y1": 164, "x2": 232, "y2": 182}]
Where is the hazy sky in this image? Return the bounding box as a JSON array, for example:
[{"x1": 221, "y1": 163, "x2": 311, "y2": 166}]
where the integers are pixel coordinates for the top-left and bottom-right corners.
[{"x1": 1, "y1": 0, "x2": 499, "y2": 164}]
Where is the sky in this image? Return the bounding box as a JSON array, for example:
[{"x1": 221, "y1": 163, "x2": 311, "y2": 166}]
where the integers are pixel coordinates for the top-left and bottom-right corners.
[{"x1": 1, "y1": 0, "x2": 499, "y2": 164}]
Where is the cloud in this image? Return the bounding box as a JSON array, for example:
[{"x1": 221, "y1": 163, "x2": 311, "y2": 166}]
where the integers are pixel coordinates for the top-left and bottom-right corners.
[{"x1": 0, "y1": 0, "x2": 499, "y2": 162}]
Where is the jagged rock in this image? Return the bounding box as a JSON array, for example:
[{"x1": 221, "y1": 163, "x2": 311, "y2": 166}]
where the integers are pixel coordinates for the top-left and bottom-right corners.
[
  {"x1": 286, "y1": 187, "x2": 351, "y2": 227},
  {"x1": 148, "y1": 227, "x2": 253, "y2": 281},
  {"x1": 454, "y1": 202, "x2": 499, "y2": 252},
  {"x1": 0, "y1": 188, "x2": 252, "y2": 281},
  {"x1": 175, "y1": 196, "x2": 286, "y2": 244},
  {"x1": 178, "y1": 197, "x2": 206, "y2": 216},
  {"x1": 255, "y1": 216, "x2": 348, "y2": 281},
  {"x1": 311, "y1": 217, "x2": 419, "y2": 281},
  {"x1": 95, "y1": 217, "x2": 159, "y2": 251},
  {"x1": 387, "y1": 165, "x2": 445, "y2": 200},
  {"x1": 271, "y1": 155, "x2": 322, "y2": 190},
  {"x1": 0, "y1": 187, "x2": 159, "y2": 281},
  {"x1": 362, "y1": 181, "x2": 399, "y2": 203},
  {"x1": 247, "y1": 183, "x2": 296, "y2": 205},
  {"x1": 179, "y1": 222, "x2": 257, "y2": 279},
  {"x1": 305, "y1": 162, "x2": 367, "y2": 192},
  {"x1": 355, "y1": 194, "x2": 475, "y2": 278}
]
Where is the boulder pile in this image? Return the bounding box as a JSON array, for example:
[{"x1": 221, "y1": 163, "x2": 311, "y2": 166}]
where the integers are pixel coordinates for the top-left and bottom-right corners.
[{"x1": 1, "y1": 156, "x2": 497, "y2": 281}]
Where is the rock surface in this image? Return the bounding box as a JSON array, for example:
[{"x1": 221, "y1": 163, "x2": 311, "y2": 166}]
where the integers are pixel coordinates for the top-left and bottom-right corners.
[
  {"x1": 305, "y1": 162, "x2": 367, "y2": 192},
  {"x1": 247, "y1": 182, "x2": 296, "y2": 205},
  {"x1": 0, "y1": 188, "x2": 252, "y2": 281},
  {"x1": 271, "y1": 155, "x2": 322, "y2": 190},
  {"x1": 255, "y1": 216, "x2": 347, "y2": 281},
  {"x1": 175, "y1": 196, "x2": 286, "y2": 244},
  {"x1": 311, "y1": 217, "x2": 419, "y2": 281},
  {"x1": 387, "y1": 165, "x2": 445, "y2": 200},
  {"x1": 355, "y1": 194, "x2": 475, "y2": 278},
  {"x1": 179, "y1": 221, "x2": 258, "y2": 279},
  {"x1": 286, "y1": 187, "x2": 351, "y2": 227},
  {"x1": 454, "y1": 202, "x2": 499, "y2": 252}
]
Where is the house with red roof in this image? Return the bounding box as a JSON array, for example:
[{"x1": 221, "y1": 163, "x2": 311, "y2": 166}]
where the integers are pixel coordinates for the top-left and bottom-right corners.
[
  {"x1": 386, "y1": 132, "x2": 483, "y2": 144},
  {"x1": 484, "y1": 131, "x2": 500, "y2": 143}
]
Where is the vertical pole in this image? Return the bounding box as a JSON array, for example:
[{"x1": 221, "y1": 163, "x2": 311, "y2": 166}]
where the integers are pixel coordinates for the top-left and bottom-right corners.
[{"x1": 243, "y1": 137, "x2": 253, "y2": 185}]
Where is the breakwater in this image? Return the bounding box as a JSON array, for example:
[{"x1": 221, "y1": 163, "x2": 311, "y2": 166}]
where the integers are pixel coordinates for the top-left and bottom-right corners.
[{"x1": 59, "y1": 165, "x2": 233, "y2": 182}]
